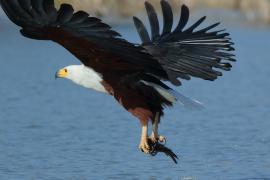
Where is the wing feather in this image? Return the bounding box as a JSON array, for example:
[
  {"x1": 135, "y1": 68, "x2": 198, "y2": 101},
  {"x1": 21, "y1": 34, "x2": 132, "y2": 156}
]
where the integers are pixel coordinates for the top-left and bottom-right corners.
[
  {"x1": 161, "y1": 0, "x2": 173, "y2": 36},
  {"x1": 133, "y1": 16, "x2": 151, "y2": 44},
  {"x1": 57, "y1": 4, "x2": 74, "y2": 25},
  {"x1": 0, "y1": 0, "x2": 169, "y2": 81},
  {"x1": 174, "y1": 5, "x2": 189, "y2": 32},
  {"x1": 32, "y1": 0, "x2": 46, "y2": 17},
  {"x1": 145, "y1": 2, "x2": 160, "y2": 41},
  {"x1": 68, "y1": 11, "x2": 89, "y2": 25},
  {"x1": 184, "y1": 16, "x2": 206, "y2": 33},
  {"x1": 134, "y1": 1, "x2": 235, "y2": 85}
]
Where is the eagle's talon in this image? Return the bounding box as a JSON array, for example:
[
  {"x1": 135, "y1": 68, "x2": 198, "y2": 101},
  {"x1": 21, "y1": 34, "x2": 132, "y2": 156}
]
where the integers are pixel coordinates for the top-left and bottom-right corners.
[
  {"x1": 139, "y1": 137, "x2": 151, "y2": 154},
  {"x1": 158, "y1": 135, "x2": 167, "y2": 144},
  {"x1": 139, "y1": 146, "x2": 150, "y2": 154},
  {"x1": 150, "y1": 134, "x2": 167, "y2": 145}
]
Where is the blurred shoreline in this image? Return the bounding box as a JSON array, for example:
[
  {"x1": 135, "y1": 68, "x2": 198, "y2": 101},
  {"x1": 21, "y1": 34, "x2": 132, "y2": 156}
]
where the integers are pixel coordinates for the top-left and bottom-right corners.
[
  {"x1": 55, "y1": 0, "x2": 270, "y2": 25},
  {"x1": 0, "y1": 1, "x2": 269, "y2": 27}
]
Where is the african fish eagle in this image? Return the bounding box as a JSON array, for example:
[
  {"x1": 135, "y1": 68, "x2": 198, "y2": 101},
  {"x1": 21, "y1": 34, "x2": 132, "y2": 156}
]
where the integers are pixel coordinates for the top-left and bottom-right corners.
[{"x1": 0, "y1": 0, "x2": 235, "y2": 163}]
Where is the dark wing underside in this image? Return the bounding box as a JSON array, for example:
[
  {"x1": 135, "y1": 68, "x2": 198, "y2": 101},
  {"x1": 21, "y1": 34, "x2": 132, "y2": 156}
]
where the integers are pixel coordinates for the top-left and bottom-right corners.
[
  {"x1": 134, "y1": 0, "x2": 236, "y2": 85},
  {"x1": 1, "y1": 0, "x2": 236, "y2": 87},
  {"x1": 0, "y1": 0, "x2": 169, "y2": 80}
]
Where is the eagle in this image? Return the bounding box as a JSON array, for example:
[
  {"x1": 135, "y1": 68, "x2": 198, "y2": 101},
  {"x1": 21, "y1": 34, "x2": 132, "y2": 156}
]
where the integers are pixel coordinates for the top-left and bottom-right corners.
[{"x1": 0, "y1": 0, "x2": 235, "y2": 163}]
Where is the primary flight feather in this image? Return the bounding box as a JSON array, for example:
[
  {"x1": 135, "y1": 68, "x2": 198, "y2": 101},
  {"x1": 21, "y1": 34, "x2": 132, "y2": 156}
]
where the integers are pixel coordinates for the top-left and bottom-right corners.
[{"x1": 0, "y1": 0, "x2": 235, "y2": 163}]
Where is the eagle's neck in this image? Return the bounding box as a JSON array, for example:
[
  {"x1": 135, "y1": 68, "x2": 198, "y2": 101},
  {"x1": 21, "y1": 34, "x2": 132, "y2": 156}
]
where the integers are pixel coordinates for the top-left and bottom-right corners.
[{"x1": 67, "y1": 65, "x2": 108, "y2": 94}]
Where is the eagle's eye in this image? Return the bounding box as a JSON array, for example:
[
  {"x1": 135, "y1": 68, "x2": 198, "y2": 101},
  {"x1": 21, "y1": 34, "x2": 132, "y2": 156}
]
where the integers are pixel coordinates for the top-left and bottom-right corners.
[{"x1": 64, "y1": 69, "x2": 68, "y2": 73}]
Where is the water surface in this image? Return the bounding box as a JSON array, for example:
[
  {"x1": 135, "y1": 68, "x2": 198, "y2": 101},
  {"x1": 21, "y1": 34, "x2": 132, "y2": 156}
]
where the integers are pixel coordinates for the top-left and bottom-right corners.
[{"x1": 0, "y1": 17, "x2": 270, "y2": 180}]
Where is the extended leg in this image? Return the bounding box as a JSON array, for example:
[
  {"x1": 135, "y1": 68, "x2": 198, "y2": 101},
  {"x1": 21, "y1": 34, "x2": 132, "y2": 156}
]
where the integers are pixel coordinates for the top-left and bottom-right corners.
[
  {"x1": 139, "y1": 121, "x2": 151, "y2": 154},
  {"x1": 151, "y1": 112, "x2": 166, "y2": 143}
]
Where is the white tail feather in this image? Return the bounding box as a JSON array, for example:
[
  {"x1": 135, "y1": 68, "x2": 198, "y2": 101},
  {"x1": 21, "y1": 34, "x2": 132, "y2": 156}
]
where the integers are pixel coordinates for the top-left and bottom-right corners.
[
  {"x1": 140, "y1": 81, "x2": 177, "y2": 103},
  {"x1": 140, "y1": 80, "x2": 204, "y2": 110},
  {"x1": 169, "y1": 90, "x2": 204, "y2": 110}
]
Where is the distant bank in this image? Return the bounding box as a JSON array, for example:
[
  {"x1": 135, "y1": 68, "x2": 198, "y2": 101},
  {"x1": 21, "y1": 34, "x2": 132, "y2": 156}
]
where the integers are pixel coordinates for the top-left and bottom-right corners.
[{"x1": 56, "y1": 0, "x2": 270, "y2": 25}]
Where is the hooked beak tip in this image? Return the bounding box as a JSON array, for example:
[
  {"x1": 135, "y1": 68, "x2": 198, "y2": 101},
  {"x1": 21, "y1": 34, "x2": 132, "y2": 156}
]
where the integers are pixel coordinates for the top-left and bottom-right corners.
[
  {"x1": 55, "y1": 71, "x2": 59, "y2": 80},
  {"x1": 55, "y1": 68, "x2": 67, "y2": 79}
]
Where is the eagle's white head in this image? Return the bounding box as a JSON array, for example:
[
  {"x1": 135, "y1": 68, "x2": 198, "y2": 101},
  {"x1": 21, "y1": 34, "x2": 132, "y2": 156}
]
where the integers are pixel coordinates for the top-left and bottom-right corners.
[
  {"x1": 55, "y1": 65, "x2": 107, "y2": 93},
  {"x1": 56, "y1": 65, "x2": 84, "y2": 81}
]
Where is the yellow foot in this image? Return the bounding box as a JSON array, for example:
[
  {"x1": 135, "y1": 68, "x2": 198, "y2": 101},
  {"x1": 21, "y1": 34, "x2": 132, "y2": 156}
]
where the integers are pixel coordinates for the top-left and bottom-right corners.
[
  {"x1": 150, "y1": 134, "x2": 167, "y2": 144},
  {"x1": 139, "y1": 137, "x2": 151, "y2": 154}
]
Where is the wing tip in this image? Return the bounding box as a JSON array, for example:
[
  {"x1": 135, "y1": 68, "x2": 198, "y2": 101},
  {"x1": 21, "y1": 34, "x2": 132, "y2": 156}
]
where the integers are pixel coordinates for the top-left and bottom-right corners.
[
  {"x1": 144, "y1": 1, "x2": 152, "y2": 9},
  {"x1": 160, "y1": 0, "x2": 169, "y2": 5},
  {"x1": 133, "y1": 16, "x2": 140, "y2": 23},
  {"x1": 181, "y1": 4, "x2": 190, "y2": 12}
]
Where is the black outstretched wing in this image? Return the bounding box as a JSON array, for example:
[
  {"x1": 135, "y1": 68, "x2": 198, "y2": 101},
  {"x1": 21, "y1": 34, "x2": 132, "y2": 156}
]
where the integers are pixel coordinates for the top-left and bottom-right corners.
[
  {"x1": 134, "y1": 0, "x2": 236, "y2": 86},
  {"x1": 0, "y1": 0, "x2": 169, "y2": 80}
]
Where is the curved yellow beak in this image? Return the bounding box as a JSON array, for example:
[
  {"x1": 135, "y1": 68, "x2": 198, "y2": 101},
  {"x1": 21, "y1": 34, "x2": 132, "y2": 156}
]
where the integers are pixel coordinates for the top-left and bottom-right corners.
[{"x1": 55, "y1": 68, "x2": 68, "y2": 79}]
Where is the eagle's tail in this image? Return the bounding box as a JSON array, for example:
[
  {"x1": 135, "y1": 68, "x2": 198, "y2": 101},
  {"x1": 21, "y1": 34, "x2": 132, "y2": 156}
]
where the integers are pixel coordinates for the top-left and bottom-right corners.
[
  {"x1": 141, "y1": 80, "x2": 204, "y2": 110},
  {"x1": 168, "y1": 89, "x2": 204, "y2": 110}
]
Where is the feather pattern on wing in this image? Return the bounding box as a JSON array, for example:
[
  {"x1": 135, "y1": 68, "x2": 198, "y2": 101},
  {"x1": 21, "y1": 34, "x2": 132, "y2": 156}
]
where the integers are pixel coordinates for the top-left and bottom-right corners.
[
  {"x1": 0, "y1": 0, "x2": 170, "y2": 81},
  {"x1": 133, "y1": 0, "x2": 236, "y2": 85}
]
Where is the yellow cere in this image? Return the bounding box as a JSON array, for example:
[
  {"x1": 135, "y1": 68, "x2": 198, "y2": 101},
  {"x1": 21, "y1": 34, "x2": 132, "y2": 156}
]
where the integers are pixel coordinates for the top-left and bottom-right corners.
[{"x1": 57, "y1": 68, "x2": 68, "y2": 78}]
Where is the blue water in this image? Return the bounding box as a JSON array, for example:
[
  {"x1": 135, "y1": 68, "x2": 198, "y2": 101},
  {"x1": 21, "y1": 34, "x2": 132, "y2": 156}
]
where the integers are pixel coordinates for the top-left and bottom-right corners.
[{"x1": 0, "y1": 16, "x2": 270, "y2": 180}]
